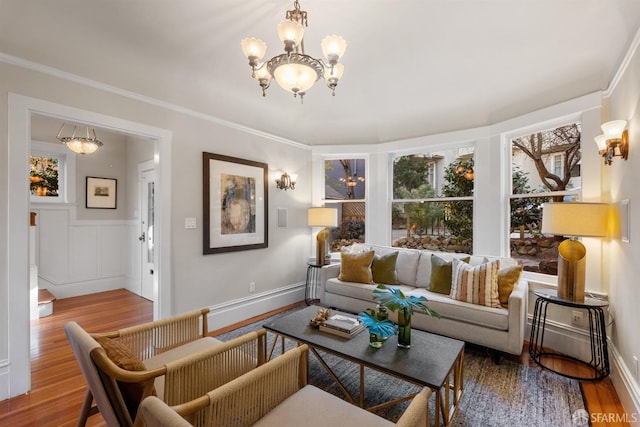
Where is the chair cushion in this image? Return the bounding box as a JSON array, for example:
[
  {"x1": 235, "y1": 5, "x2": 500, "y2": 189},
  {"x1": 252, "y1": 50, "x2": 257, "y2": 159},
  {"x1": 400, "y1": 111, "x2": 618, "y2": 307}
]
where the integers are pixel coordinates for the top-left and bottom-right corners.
[
  {"x1": 498, "y1": 265, "x2": 523, "y2": 307},
  {"x1": 253, "y1": 385, "x2": 394, "y2": 427},
  {"x1": 450, "y1": 258, "x2": 501, "y2": 308},
  {"x1": 143, "y1": 337, "x2": 222, "y2": 399},
  {"x1": 371, "y1": 251, "x2": 399, "y2": 284},
  {"x1": 94, "y1": 336, "x2": 156, "y2": 418},
  {"x1": 338, "y1": 251, "x2": 375, "y2": 284}
]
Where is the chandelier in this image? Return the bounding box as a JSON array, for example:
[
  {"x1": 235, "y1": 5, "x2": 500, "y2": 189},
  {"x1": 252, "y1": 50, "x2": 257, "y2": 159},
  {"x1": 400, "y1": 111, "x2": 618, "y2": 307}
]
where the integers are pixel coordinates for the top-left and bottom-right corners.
[
  {"x1": 241, "y1": 0, "x2": 346, "y2": 102},
  {"x1": 56, "y1": 124, "x2": 103, "y2": 155}
]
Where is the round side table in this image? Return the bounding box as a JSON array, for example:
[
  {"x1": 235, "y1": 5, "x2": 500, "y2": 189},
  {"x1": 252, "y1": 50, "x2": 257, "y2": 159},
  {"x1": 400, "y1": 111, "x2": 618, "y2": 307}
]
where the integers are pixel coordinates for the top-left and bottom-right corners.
[
  {"x1": 528, "y1": 290, "x2": 609, "y2": 381},
  {"x1": 305, "y1": 263, "x2": 323, "y2": 305}
]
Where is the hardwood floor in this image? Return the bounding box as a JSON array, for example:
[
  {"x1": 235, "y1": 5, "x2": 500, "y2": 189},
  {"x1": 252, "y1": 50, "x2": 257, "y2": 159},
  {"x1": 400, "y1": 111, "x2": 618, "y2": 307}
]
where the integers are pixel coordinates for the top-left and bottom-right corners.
[{"x1": 0, "y1": 289, "x2": 630, "y2": 426}]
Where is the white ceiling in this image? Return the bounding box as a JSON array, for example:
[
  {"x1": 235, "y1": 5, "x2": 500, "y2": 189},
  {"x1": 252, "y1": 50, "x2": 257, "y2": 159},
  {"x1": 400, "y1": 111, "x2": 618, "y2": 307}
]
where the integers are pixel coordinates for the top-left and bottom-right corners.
[{"x1": 2, "y1": 0, "x2": 640, "y2": 146}]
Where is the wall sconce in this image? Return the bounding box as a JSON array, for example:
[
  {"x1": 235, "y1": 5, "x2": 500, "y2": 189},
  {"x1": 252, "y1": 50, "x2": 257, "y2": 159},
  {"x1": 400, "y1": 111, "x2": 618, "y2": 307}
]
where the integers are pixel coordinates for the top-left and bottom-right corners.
[
  {"x1": 594, "y1": 120, "x2": 629, "y2": 165},
  {"x1": 275, "y1": 172, "x2": 296, "y2": 190}
]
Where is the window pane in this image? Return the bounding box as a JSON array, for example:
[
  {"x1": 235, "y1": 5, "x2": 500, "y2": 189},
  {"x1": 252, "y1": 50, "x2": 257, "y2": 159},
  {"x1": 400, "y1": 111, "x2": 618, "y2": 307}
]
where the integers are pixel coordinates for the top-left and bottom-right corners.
[
  {"x1": 509, "y1": 195, "x2": 570, "y2": 275},
  {"x1": 511, "y1": 123, "x2": 581, "y2": 194},
  {"x1": 393, "y1": 148, "x2": 474, "y2": 199},
  {"x1": 30, "y1": 156, "x2": 59, "y2": 197},
  {"x1": 327, "y1": 201, "x2": 366, "y2": 251},
  {"x1": 392, "y1": 201, "x2": 473, "y2": 253},
  {"x1": 324, "y1": 159, "x2": 365, "y2": 200}
]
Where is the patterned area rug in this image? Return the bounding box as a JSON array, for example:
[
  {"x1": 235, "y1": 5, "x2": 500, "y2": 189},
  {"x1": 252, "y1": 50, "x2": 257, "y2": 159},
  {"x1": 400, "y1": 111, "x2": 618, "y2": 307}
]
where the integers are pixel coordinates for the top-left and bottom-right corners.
[{"x1": 216, "y1": 307, "x2": 587, "y2": 427}]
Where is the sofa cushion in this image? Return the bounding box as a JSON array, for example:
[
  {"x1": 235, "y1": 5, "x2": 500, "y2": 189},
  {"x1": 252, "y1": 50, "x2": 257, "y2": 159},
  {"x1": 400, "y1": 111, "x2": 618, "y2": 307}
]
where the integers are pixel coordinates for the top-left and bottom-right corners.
[
  {"x1": 429, "y1": 254, "x2": 470, "y2": 295},
  {"x1": 498, "y1": 265, "x2": 523, "y2": 307},
  {"x1": 395, "y1": 249, "x2": 421, "y2": 286},
  {"x1": 408, "y1": 288, "x2": 509, "y2": 330},
  {"x1": 371, "y1": 251, "x2": 399, "y2": 284},
  {"x1": 253, "y1": 385, "x2": 394, "y2": 426},
  {"x1": 338, "y1": 251, "x2": 375, "y2": 284},
  {"x1": 416, "y1": 251, "x2": 483, "y2": 288},
  {"x1": 450, "y1": 258, "x2": 501, "y2": 308},
  {"x1": 326, "y1": 278, "x2": 415, "y2": 302}
]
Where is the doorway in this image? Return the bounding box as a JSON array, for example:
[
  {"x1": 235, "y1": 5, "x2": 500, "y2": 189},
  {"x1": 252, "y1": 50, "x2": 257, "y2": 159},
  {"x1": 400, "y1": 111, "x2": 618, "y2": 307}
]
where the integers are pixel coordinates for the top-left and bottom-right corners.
[
  {"x1": 139, "y1": 163, "x2": 156, "y2": 301},
  {"x1": 7, "y1": 93, "x2": 173, "y2": 398}
]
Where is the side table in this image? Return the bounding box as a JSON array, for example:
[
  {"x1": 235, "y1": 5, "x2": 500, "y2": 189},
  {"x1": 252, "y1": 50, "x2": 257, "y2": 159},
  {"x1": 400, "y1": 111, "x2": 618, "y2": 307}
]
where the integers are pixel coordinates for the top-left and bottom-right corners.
[
  {"x1": 305, "y1": 263, "x2": 323, "y2": 305},
  {"x1": 529, "y1": 290, "x2": 609, "y2": 381}
]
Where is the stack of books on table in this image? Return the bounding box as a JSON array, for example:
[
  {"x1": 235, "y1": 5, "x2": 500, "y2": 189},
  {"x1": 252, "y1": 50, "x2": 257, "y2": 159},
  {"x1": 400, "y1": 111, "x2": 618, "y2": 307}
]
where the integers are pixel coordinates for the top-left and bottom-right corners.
[{"x1": 319, "y1": 314, "x2": 365, "y2": 339}]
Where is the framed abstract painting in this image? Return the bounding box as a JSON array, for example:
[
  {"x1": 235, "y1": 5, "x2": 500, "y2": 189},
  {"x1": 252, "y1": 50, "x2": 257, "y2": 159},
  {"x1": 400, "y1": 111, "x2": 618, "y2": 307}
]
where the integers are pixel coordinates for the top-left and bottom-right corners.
[{"x1": 203, "y1": 152, "x2": 268, "y2": 254}]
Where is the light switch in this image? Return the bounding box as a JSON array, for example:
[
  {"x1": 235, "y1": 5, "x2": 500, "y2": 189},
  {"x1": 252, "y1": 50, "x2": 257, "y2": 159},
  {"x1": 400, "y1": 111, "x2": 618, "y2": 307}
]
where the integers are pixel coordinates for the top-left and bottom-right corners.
[{"x1": 185, "y1": 217, "x2": 197, "y2": 229}]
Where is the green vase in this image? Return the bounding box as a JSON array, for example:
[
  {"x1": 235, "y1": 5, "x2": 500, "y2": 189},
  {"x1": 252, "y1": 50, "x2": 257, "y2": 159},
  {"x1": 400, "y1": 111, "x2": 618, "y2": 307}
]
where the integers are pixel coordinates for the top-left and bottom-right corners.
[
  {"x1": 397, "y1": 309, "x2": 411, "y2": 349},
  {"x1": 369, "y1": 332, "x2": 384, "y2": 348}
]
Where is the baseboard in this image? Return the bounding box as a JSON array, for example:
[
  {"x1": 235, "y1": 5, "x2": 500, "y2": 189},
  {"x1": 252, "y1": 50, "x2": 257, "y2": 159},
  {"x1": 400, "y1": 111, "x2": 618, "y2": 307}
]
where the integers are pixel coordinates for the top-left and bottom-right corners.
[
  {"x1": 0, "y1": 359, "x2": 8, "y2": 401},
  {"x1": 526, "y1": 313, "x2": 593, "y2": 360},
  {"x1": 207, "y1": 282, "x2": 305, "y2": 331},
  {"x1": 38, "y1": 276, "x2": 127, "y2": 299},
  {"x1": 609, "y1": 344, "x2": 640, "y2": 426}
]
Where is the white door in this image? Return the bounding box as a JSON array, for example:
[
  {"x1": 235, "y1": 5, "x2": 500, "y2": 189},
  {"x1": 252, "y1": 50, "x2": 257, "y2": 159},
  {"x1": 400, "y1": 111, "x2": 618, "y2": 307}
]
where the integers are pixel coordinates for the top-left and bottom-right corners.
[{"x1": 139, "y1": 168, "x2": 155, "y2": 301}]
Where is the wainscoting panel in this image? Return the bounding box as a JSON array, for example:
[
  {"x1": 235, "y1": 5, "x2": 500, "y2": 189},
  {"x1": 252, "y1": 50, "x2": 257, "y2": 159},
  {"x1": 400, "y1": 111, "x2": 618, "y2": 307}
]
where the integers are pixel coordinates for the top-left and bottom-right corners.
[
  {"x1": 37, "y1": 209, "x2": 70, "y2": 284},
  {"x1": 69, "y1": 226, "x2": 99, "y2": 281},
  {"x1": 35, "y1": 207, "x2": 131, "y2": 298}
]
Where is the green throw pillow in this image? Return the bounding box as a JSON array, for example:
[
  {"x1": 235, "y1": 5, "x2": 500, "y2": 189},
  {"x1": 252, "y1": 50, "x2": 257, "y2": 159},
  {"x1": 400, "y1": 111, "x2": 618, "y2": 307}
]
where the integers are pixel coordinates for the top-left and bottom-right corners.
[
  {"x1": 429, "y1": 254, "x2": 470, "y2": 294},
  {"x1": 371, "y1": 252, "x2": 399, "y2": 284}
]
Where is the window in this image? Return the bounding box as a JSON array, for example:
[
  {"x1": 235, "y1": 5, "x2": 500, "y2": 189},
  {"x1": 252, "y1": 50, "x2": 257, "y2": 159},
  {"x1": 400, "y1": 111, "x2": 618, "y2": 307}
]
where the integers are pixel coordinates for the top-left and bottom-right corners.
[
  {"x1": 323, "y1": 159, "x2": 366, "y2": 251},
  {"x1": 30, "y1": 141, "x2": 75, "y2": 203},
  {"x1": 510, "y1": 122, "x2": 581, "y2": 275},
  {"x1": 392, "y1": 147, "x2": 474, "y2": 253}
]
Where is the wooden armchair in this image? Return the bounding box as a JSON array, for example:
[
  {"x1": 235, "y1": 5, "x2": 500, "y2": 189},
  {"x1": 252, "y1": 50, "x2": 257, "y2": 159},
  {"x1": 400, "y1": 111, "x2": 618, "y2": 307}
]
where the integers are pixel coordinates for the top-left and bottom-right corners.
[
  {"x1": 65, "y1": 308, "x2": 267, "y2": 427},
  {"x1": 139, "y1": 344, "x2": 431, "y2": 427}
]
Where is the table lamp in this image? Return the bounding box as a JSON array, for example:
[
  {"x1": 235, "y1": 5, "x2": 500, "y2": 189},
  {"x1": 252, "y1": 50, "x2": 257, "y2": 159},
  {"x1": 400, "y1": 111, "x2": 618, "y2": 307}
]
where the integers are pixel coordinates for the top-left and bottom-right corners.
[
  {"x1": 308, "y1": 207, "x2": 338, "y2": 265},
  {"x1": 541, "y1": 202, "x2": 609, "y2": 302}
]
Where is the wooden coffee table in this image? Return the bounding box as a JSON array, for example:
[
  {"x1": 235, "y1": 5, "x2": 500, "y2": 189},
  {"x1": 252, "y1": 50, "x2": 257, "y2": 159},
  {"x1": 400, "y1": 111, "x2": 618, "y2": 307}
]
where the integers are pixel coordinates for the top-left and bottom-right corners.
[{"x1": 263, "y1": 306, "x2": 464, "y2": 427}]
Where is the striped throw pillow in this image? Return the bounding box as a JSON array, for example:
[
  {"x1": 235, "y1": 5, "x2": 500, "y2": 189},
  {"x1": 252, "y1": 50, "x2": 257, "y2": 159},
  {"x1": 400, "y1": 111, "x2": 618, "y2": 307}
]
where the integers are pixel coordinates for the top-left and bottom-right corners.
[{"x1": 450, "y1": 258, "x2": 501, "y2": 308}]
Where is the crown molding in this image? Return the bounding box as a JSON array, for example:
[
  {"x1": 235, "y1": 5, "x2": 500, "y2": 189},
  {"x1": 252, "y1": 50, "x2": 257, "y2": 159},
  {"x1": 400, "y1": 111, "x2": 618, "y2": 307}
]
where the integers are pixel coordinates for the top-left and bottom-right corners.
[
  {"x1": 0, "y1": 52, "x2": 309, "y2": 150},
  {"x1": 604, "y1": 26, "x2": 640, "y2": 98}
]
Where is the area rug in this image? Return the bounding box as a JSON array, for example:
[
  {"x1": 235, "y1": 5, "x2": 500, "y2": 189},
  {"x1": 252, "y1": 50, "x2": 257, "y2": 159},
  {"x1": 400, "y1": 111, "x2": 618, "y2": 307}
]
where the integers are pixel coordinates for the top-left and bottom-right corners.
[{"x1": 216, "y1": 307, "x2": 587, "y2": 427}]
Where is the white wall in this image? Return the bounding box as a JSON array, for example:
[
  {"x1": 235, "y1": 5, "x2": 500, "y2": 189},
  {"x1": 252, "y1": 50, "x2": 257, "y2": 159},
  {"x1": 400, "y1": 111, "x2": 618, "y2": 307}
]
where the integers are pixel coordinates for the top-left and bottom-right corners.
[
  {"x1": 0, "y1": 60, "x2": 312, "y2": 399},
  {"x1": 603, "y1": 33, "x2": 640, "y2": 419}
]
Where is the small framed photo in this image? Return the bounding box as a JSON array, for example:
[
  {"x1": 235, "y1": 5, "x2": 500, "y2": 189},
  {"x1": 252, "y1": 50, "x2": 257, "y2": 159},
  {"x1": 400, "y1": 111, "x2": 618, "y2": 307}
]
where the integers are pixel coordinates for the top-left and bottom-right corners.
[{"x1": 86, "y1": 177, "x2": 117, "y2": 209}]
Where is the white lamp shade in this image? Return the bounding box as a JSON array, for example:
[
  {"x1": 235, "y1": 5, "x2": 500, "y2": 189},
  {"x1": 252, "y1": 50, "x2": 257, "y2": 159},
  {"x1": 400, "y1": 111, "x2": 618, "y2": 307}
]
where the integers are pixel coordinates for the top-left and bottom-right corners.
[
  {"x1": 324, "y1": 62, "x2": 344, "y2": 80},
  {"x1": 253, "y1": 65, "x2": 272, "y2": 81},
  {"x1": 601, "y1": 120, "x2": 627, "y2": 139},
  {"x1": 321, "y1": 35, "x2": 347, "y2": 62},
  {"x1": 241, "y1": 38, "x2": 267, "y2": 60},
  {"x1": 541, "y1": 202, "x2": 609, "y2": 237},
  {"x1": 273, "y1": 62, "x2": 318, "y2": 94},
  {"x1": 277, "y1": 20, "x2": 304, "y2": 46},
  {"x1": 308, "y1": 207, "x2": 338, "y2": 227},
  {"x1": 594, "y1": 134, "x2": 607, "y2": 151}
]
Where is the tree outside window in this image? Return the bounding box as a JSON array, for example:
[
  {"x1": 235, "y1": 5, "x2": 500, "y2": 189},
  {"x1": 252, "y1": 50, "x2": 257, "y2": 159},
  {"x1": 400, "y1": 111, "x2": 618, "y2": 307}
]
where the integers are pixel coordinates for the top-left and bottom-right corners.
[
  {"x1": 510, "y1": 122, "x2": 581, "y2": 275},
  {"x1": 392, "y1": 147, "x2": 474, "y2": 253},
  {"x1": 30, "y1": 156, "x2": 59, "y2": 197}
]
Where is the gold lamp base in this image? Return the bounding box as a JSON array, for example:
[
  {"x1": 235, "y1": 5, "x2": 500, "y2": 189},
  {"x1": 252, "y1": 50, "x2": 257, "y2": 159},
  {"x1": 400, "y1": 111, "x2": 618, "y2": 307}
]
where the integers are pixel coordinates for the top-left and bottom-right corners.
[
  {"x1": 557, "y1": 239, "x2": 586, "y2": 302},
  {"x1": 316, "y1": 228, "x2": 330, "y2": 265}
]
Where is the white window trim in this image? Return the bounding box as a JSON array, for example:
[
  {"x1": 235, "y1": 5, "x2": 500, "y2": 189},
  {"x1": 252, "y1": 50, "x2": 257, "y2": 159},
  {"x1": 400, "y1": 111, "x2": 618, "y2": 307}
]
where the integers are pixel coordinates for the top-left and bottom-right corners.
[{"x1": 30, "y1": 140, "x2": 76, "y2": 204}]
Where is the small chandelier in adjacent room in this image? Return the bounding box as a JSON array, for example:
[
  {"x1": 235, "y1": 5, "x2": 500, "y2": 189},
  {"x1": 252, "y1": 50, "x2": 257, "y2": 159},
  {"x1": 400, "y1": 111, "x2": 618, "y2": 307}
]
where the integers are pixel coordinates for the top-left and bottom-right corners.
[
  {"x1": 56, "y1": 124, "x2": 103, "y2": 155},
  {"x1": 241, "y1": 0, "x2": 346, "y2": 102}
]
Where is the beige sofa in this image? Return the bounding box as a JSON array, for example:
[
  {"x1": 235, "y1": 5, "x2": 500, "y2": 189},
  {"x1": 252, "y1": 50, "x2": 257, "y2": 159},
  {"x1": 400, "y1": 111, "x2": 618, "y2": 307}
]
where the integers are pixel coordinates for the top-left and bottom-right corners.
[{"x1": 321, "y1": 245, "x2": 528, "y2": 355}]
